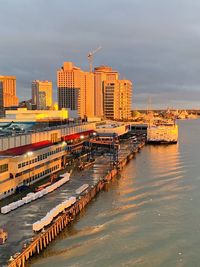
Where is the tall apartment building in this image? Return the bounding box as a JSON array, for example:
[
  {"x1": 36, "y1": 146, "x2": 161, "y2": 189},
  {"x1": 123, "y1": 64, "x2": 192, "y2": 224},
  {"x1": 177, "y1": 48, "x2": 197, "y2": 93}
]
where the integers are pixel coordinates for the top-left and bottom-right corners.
[
  {"x1": 94, "y1": 66, "x2": 119, "y2": 117},
  {"x1": 104, "y1": 80, "x2": 132, "y2": 120},
  {"x1": 32, "y1": 80, "x2": 52, "y2": 110},
  {"x1": 57, "y1": 62, "x2": 94, "y2": 118},
  {"x1": 0, "y1": 76, "x2": 18, "y2": 115}
]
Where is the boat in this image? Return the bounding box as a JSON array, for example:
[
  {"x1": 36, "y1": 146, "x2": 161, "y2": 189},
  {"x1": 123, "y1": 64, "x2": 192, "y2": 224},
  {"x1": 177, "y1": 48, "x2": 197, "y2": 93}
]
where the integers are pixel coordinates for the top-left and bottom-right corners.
[
  {"x1": 0, "y1": 229, "x2": 8, "y2": 245},
  {"x1": 147, "y1": 123, "x2": 178, "y2": 144}
]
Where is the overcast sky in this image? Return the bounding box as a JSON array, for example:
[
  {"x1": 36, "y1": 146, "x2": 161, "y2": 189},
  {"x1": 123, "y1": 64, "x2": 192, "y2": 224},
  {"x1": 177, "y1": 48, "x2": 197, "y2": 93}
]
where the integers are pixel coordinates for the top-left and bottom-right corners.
[{"x1": 1, "y1": 0, "x2": 200, "y2": 109}]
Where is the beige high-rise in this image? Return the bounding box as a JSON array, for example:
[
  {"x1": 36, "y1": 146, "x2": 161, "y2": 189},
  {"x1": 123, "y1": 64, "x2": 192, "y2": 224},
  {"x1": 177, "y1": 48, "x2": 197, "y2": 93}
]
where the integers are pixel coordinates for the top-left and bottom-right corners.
[
  {"x1": 0, "y1": 76, "x2": 18, "y2": 111},
  {"x1": 104, "y1": 80, "x2": 132, "y2": 120},
  {"x1": 57, "y1": 62, "x2": 94, "y2": 118},
  {"x1": 32, "y1": 80, "x2": 52, "y2": 110},
  {"x1": 94, "y1": 66, "x2": 119, "y2": 117}
]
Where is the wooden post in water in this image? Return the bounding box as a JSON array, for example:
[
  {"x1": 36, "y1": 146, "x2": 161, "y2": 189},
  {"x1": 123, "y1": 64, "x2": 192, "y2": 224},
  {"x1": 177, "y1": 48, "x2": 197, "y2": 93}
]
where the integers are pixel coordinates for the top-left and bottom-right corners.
[
  {"x1": 39, "y1": 238, "x2": 43, "y2": 251},
  {"x1": 43, "y1": 236, "x2": 46, "y2": 248},
  {"x1": 36, "y1": 242, "x2": 40, "y2": 254}
]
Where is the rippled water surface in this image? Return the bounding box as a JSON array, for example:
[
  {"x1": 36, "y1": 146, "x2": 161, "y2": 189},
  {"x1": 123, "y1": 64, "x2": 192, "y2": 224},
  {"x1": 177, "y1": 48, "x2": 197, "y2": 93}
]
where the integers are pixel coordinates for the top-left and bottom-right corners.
[{"x1": 30, "y1": 120, "x2": 200, "y2": 267}]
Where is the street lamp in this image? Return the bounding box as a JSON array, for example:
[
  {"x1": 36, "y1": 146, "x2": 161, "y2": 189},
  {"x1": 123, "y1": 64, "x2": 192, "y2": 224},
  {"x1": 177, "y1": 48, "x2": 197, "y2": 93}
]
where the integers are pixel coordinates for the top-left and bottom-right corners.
[
  {"x1": 90, "y1": 132, "x2": 97, "y2": 160},
  {"x1": 27, "y1": 151, "x2": 33, "y2": 157},
  {"x1": 62, "y1": 141, "x2": 67, "y2": 147}
]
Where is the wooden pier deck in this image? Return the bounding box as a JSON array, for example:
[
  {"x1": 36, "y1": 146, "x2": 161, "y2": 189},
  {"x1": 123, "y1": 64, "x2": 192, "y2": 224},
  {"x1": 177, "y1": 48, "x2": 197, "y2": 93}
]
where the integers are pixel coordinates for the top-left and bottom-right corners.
[{"x1": 7, "y1": 142, "x2": 145, "y2": 267}]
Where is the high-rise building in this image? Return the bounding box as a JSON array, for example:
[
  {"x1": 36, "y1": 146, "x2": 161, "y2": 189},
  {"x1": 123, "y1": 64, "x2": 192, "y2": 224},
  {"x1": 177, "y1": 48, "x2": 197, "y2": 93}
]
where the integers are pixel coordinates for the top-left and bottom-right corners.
[
  {"x1": 104, "y1": 80, "x2": 132, "y2": 120},
  {"x1": 94, "y1": 66, "x2": 119, "y2": 117},
  {"x1": 32, "y1": 80, "x2": 52, "y2": 110},
  {"x1": 0, "y1": 76, "x2": 18, "y2": 115},
  {"x1": 57, "y1": 62, "x2": 94, "y2": 118}
]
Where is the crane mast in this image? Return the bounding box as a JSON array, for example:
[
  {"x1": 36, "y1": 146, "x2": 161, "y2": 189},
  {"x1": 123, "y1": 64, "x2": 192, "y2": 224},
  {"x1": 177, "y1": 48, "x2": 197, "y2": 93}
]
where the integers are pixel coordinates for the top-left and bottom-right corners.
[{"x1": 87, "y1": 46, "x2": 102, "y2": 72}]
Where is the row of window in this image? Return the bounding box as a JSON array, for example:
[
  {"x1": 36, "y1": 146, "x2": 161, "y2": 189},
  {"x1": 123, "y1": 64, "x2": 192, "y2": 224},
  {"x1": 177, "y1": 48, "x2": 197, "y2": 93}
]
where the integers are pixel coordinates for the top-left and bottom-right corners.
[
  {"x1": 16, "y1": 158, "x2": 59, "y2": 178},
  {"x1": 18, "y1": 147, "x2": 64, "y2": 169},
  {"x1": 4, "y1": 188, "x2": 14, "y2": 195},
  {"x1": 23, "y1": 164, "x2": 60, "y2": 185},
  {"x1": 0, "y1": 163, "x2": 8, "y2": 174}
]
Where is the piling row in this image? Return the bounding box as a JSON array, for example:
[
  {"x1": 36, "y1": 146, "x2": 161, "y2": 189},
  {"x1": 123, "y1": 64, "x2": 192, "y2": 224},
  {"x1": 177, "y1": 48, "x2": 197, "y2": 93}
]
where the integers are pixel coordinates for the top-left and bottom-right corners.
[{"x1": 7, "y1": 141, "x2": 145, "y2": 267}]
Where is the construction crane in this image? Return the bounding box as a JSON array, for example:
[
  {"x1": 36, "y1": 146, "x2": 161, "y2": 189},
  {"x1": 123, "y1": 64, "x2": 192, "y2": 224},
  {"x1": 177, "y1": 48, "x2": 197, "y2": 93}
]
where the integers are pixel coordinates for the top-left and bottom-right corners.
[{"x1": 87, "y1": 46, "x2": 102, "y2": 72}]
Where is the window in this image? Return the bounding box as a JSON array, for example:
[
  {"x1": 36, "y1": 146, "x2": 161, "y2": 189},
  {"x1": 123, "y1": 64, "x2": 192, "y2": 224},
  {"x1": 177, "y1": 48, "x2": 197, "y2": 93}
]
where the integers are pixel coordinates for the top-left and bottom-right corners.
[{"x1": 0, "y1": 163, "x2": 8, "y2": 174}]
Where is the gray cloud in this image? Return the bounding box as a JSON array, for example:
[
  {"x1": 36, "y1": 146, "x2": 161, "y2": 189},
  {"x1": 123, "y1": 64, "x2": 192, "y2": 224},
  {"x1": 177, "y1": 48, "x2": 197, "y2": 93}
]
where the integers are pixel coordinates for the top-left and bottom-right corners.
[{"x1": 0, "y1": 0, "x2": 200, "y2": 108}]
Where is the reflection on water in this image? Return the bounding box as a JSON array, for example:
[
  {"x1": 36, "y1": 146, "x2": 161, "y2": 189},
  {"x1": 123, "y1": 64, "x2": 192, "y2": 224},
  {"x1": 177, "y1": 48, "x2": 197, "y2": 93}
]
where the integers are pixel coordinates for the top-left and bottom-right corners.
[{"x1": 30, "y1": 120, "x2": 200, "y2": 267}]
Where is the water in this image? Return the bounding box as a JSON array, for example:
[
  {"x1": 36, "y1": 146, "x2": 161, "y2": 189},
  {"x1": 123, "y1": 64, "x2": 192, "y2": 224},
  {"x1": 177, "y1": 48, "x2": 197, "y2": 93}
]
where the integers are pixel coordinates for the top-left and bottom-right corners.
[{"x1": 29, "y1": 119, "x2": 200, "y2": 267}]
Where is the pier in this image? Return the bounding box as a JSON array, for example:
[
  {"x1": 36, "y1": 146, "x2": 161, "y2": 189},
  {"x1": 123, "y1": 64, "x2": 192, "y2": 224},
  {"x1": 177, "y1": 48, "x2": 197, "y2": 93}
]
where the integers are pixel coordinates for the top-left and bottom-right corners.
[{"x1": 6, "y1": 141, "x2": 145, "y2": 267}]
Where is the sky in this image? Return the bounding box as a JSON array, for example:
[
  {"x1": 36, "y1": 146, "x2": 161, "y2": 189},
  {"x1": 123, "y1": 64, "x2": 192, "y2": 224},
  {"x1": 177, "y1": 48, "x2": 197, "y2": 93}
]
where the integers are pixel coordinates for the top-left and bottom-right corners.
[{"x1": 1, "y1": 0, "x2": 200, "y2": 109}]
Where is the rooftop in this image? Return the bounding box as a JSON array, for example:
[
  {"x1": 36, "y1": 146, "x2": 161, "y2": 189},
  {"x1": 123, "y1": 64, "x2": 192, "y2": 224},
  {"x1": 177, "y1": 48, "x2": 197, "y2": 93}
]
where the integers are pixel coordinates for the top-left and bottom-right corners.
[
  {"x1": 0, "y1": 140, "x2": 52, "y2": 156},
  {"x1": 63, "y1": 130, "x2": 95, "y2": 141}
]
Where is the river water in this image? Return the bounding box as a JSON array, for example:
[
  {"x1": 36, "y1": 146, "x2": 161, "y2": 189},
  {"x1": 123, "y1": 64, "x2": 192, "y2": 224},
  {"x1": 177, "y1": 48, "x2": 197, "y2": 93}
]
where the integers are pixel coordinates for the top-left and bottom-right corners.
[{"x1": 29, "y1": 119, "x2": 200, "y2": 267}]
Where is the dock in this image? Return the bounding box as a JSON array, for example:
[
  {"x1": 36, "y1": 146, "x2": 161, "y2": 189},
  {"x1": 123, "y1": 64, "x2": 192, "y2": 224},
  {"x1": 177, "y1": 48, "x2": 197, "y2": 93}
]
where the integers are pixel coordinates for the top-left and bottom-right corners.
[{"x1": 6, "y1": 141, "x2": 145, "y2": 267}]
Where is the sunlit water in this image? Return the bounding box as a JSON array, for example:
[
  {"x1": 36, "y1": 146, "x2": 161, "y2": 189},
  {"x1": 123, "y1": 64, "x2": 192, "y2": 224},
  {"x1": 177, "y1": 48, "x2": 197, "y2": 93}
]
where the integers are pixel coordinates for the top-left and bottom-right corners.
[{"x1": 29, "y1": 120, "x2": 200, "y2": 267}]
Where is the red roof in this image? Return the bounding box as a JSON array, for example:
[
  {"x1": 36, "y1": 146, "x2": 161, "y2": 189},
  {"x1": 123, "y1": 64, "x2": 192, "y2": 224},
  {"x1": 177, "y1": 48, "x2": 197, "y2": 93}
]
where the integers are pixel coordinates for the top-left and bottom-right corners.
[
  {"x1": 0, "y1": 140, "x2": 52, "y2": 156},
  {"x1": 63, "y1": 130, "x2": 95, "y2": 141},
  {"x1": 0, "y1": 130, "x2": 96, "y2": 156}
]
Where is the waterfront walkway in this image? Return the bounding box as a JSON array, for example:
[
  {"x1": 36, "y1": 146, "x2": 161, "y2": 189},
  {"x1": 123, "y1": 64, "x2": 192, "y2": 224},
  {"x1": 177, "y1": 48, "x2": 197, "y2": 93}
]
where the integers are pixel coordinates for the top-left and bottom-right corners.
[{"x1": 0, "y1": 140, "x2": 140, "y2": 266}]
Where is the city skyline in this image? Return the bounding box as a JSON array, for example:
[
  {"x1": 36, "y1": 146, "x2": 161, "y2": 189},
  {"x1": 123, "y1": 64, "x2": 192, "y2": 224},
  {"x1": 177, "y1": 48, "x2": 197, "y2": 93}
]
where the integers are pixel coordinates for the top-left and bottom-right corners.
[
  {"x1": 1, "y1": 0, "x2": 200, "y2": 109},
  {"x1": 1, "y1": 1, "x2": 200, "y2": 266}
]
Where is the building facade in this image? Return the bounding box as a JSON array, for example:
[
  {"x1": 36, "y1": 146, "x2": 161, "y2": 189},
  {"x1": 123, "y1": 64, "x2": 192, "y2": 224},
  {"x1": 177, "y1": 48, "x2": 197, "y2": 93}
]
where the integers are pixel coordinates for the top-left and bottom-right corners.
[
  {"x1": 0, "y1": 143, "x2": 63, "y2": 199},
  {"x1": 0, "y1": 119, "x2": 133, "y2": 200},
  {"x1": 32, "y1": 80, "x2": 52, "y2": 110},
  {"x1": 0, "y1": 123, "x2": 96, "y2": 200},
  {"x1": 0, "y1": 76, "x2": 19, "y2": 115},
  {"x1": 104, "y1": 80, "x2": 132, "y2": 120},
  {"x1": 57, "y1": 62, "x2": 94, "y2": 119},
  {"x1": 94, "y1": 66, "x2": 119, "y2": 117}
]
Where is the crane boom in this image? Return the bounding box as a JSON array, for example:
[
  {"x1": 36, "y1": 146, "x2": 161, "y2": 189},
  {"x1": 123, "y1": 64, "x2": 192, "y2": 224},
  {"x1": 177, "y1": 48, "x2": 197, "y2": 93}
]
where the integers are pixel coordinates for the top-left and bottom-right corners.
[{"x1": 88, "y1": 46, "x2": 102, "y2": 72}]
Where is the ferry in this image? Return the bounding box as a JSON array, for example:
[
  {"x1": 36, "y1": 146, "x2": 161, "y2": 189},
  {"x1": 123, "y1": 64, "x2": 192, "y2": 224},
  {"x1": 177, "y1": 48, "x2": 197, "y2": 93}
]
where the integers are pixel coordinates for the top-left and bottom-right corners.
[
  {"x1": 0, "y1": 229, "x2": 8, "y2": 245},
  {"x1": 147, "y1": 123, "x2": 178, "y2": 144}
]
